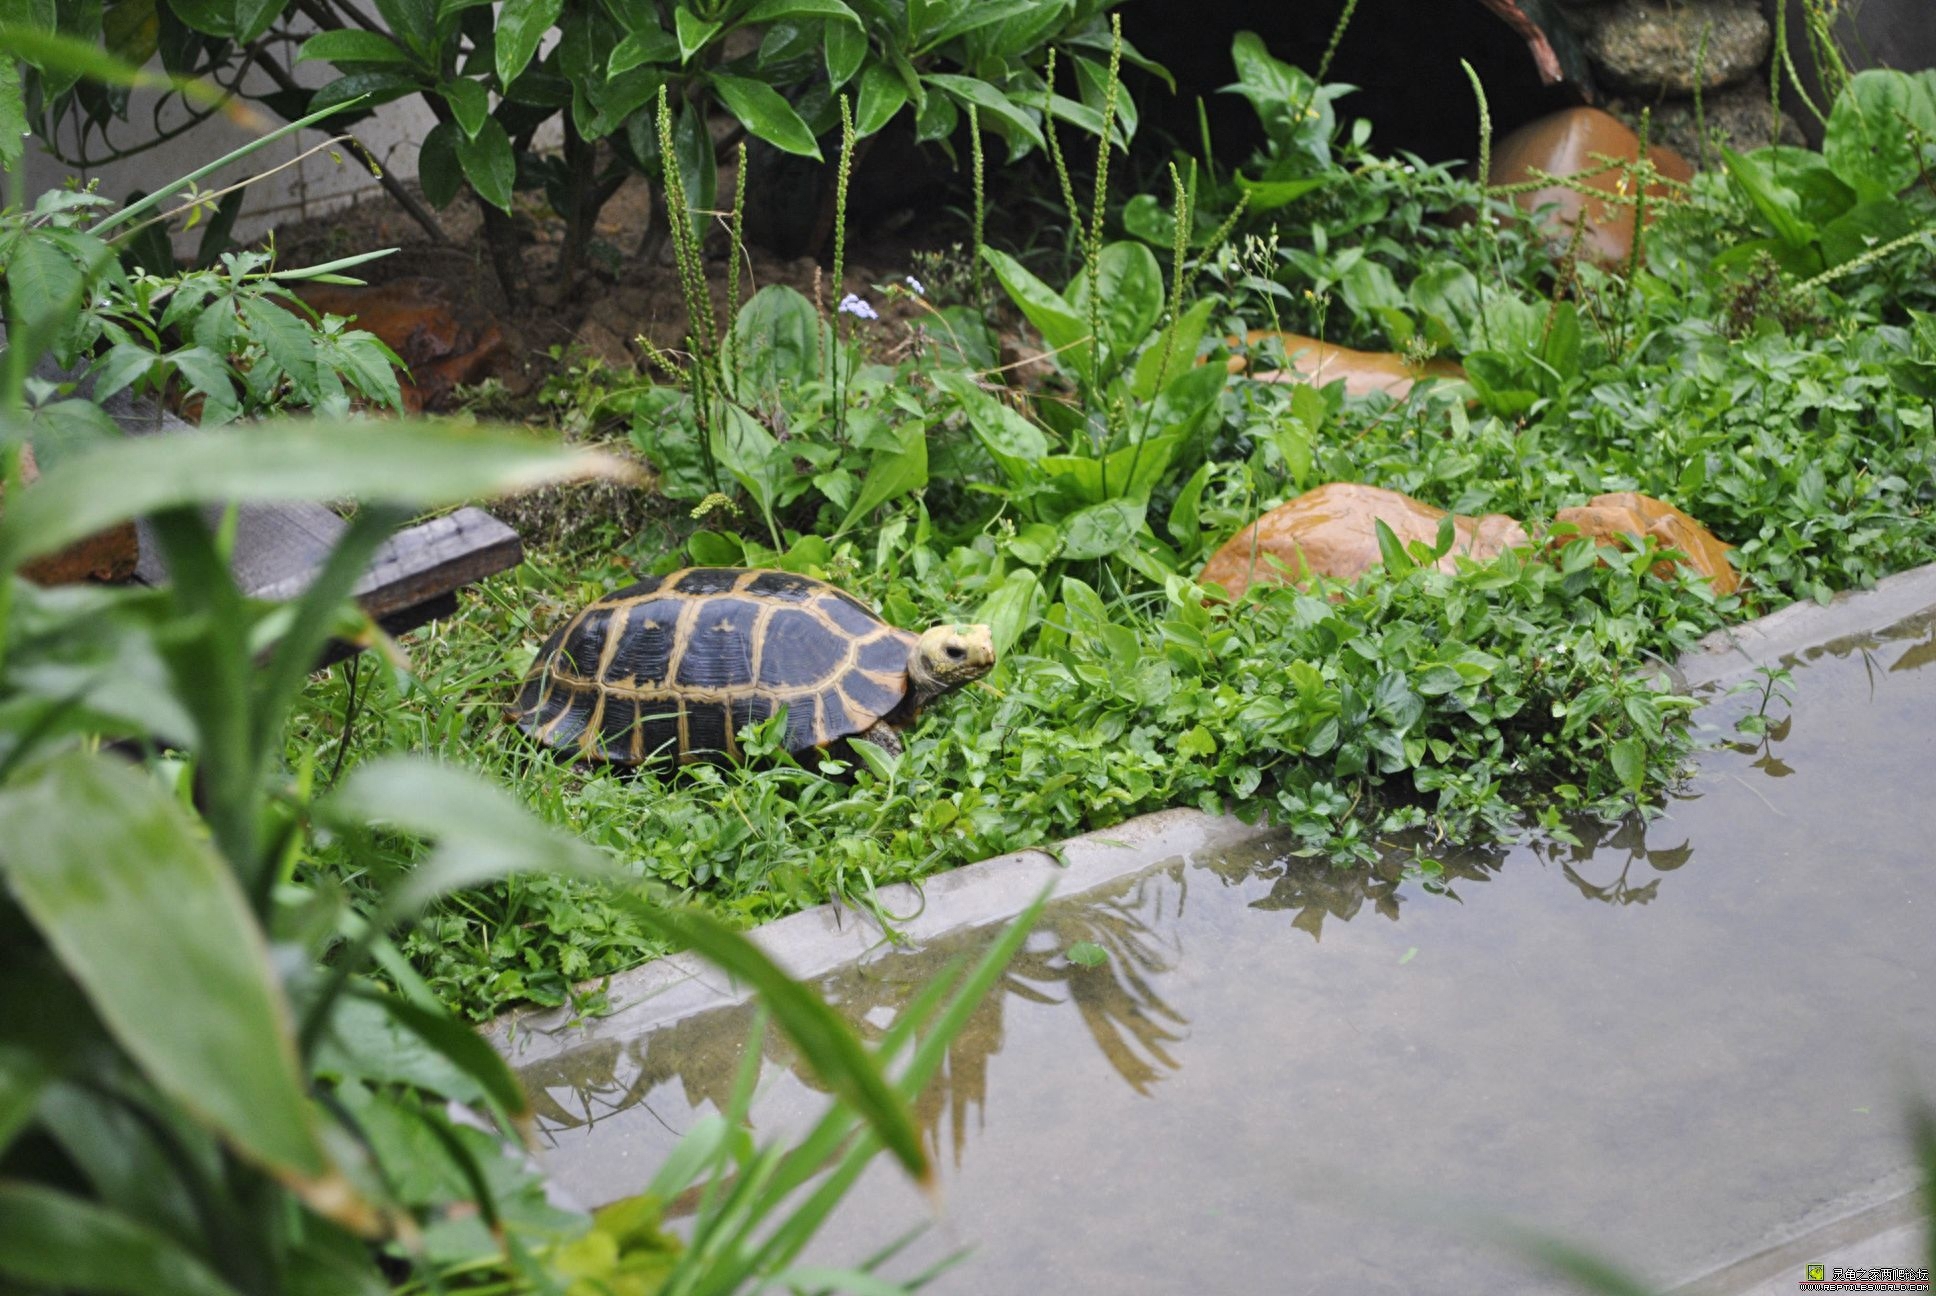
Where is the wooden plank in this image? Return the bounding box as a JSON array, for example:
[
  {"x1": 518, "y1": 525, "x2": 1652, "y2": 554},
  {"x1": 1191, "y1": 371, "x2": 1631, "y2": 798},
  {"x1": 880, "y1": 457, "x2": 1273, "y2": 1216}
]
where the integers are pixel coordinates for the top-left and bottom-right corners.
[{"x1": 137, "y1": 505, "x2": 522, "y2": 625}]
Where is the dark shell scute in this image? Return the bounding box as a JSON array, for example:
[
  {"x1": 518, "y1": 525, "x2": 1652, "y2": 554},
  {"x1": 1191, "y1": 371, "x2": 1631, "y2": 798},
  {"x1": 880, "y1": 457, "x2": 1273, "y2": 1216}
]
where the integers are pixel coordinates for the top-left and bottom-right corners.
[
  {"x1": 558, "y1": 607, "x2": 613, "y2": 677},
  {"x1": 543, "y1": 686, "x2": 596, "y2": 747},
  {"x1": 598, "y1": 697, "x2": 641, "y2": 759},
  {"x1": 635, "y1": 704, "x2": 684, "y2": 762},
  {"x1": 819, "y1": 590, "x2": 886, "y2": 637},
  {"x1": 683, "y1": 701, "x2": 733, "y2": 756},
  {"x1": 675, "y1": 599, "x2": 758, "y2": 688},
  {"x1": 674, "y1": 568, "x2": 746, "y2": 595},
  {"x1": 838, "y1": 668, "x2": 903, "y2": 718},
  {"x1": 782, "y1": 697, "x2": 823, "y2": 752},
  {"x1": 605, "y1": 602, "x2": 679, "y2": 684},
  {"x1": 746, "y1": 571, "x2": 820, "y2": 601},
  {"x1": 817, "y1": 690, "x2": 856, "y2": 739},
  {"x1": 757, "y1": 609, "x2": 850, "y2": 689},
  {"x1": 856, "y1": 635, "x2": 909, "y2": 675},
  {"x1": 730, "y1": 696, "x2": 771, "y2": 739}
]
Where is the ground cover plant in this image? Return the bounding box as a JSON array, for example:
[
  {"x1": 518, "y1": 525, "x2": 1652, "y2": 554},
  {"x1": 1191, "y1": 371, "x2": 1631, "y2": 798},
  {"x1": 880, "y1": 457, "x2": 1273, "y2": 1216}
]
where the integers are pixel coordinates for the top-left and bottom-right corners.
[{"x1": 273, "y1": 32, "x2": 1935, "y2": 1021}]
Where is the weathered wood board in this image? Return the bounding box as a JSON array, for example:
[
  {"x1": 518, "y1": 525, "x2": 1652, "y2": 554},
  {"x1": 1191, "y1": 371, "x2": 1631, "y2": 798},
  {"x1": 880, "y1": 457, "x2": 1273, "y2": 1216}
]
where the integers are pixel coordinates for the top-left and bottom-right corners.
[{"x1": 135, "y1": 503, "x2": 523, "y2": 642}]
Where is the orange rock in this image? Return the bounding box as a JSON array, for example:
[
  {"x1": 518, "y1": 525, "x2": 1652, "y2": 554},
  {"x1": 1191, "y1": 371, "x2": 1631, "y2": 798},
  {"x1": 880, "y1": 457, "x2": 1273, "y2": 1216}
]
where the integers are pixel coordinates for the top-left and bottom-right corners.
[
  {"x1": 293, "y1": 277, "x2": 505, "y2": 412},
  {"x1": 1198, "y1": 482, "x2": 1530, "y2": 596},
  {"x1": 1552, "y1": 492, "x2": 1738, "y2": 595},
  {"x1": 6, "y1": 443, "x2": 141, "y2": 585},
  {"x1": 1226, "y1": 332, "x2": 1466, "y2": 401},
  {"x1": 1487, "y1": 107, "x2": 1694, "y2": 266}
]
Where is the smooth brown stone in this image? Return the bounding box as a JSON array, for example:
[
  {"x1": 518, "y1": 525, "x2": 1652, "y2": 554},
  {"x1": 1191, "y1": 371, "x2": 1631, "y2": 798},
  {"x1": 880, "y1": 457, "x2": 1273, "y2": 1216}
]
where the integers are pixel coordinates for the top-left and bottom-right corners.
[
  {"x1": 1199, "y1": 482, "x2": 1531, "y2": 596},
  {"x1": 1487, "y1": 107, "x2": 1694, "y2": 265},
  {"x1": 7, "y1": 443, "x2": 141, "y2": 585},
  {"x1": 1226, "y1": 332, "x2": 1466, "y2": 400},
  {"x1": 293, "y1": 278, "x2": 505, "y2": 412},
  {"x1": 1553, "y1": 491, "x2": 1738, "y2": 595}
]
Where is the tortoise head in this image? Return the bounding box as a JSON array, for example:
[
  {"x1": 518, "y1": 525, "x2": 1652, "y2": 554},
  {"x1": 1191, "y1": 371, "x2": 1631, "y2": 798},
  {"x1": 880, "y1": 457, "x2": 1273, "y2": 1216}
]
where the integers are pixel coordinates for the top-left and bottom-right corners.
[{"x1": 907, "y1": 623, "x2": 996, "y2": 707}]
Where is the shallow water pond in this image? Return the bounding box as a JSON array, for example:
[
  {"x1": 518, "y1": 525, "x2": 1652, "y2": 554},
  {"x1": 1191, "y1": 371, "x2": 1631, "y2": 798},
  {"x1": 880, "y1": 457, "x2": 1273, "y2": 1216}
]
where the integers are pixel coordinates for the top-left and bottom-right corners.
[{"x1": 517, "y1": 610, "x2": 1936, "y2": 1293}]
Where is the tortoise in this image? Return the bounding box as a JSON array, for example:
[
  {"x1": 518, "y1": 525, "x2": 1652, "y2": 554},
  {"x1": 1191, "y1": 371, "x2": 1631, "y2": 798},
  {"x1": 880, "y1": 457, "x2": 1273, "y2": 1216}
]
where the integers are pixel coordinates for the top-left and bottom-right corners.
[{"x1": 512, "y1": 567, "x2": 996, "y2": 765}]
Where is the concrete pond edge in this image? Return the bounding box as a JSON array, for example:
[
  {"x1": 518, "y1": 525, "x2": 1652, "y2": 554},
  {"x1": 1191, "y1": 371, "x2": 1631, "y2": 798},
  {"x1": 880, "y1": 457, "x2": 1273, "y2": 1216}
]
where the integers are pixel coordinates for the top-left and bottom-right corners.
[{"x1": 489, "y1": 559, "x2": 1936, "y2": 1069}]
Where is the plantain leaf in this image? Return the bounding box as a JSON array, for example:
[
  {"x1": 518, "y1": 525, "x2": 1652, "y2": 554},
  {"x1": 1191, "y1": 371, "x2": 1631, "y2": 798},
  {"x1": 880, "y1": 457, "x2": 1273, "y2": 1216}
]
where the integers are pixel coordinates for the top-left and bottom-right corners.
[
  {"x1": 0, "y1": 751, "x2": 328, "y2": 1180},
  {"x1": 0, "y1": 421, "x2": 632, "y2": 578},
  {"x1": 0, "y1": 1182, "x2": 244, "y2": 1296},
  {"x1": 611, "y1": 896, "x2": 931, "y2": 1187}
]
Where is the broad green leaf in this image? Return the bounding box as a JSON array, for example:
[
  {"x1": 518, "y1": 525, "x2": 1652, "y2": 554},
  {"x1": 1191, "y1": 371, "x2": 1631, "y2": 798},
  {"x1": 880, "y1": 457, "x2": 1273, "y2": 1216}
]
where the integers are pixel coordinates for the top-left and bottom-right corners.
[
  {"x1": 1130, "y1": 298, "x2": 1216, "y2": 402},
  {"x1": 234, "y1": 0, "x2": 283, "y2": 43},
  {"x1": 822, "y1": 17, "x2": 866, "y2": 88},
  {"x1": 1069, "y1": 240, "x2": 1163, "y2": 373},
  {"x1": 88, "y1": 340, "x2": 157, "y2": 402},
  {"x1": 931, "y1": 370, "x2": 1048, "y2": 484},
  {"x1": 673, "y1": 7, "x2": 720, "y2": 63},
  {"x1": 0, "y1": 1182, "x2": 243, "y2": 1296},
  {"x1": 1167, "y1": 461, "x2": 1210, "y2": 548},
  {"x1": 440, "y1": 77, "x2": 489, "y2": 138},
  {"x1": 1823, "y1": 68, "x2": 1936, "y2": 204},
  {"x1": 1061, "y1": 497, "x2": 1146, "y2": 560},
  {"x1": 0, "y1": 58, "x2": 23, "y2": 174},
  {"x1": 455, "y1": 115, "x2": 516, "y2": 212},
  {"x1": 1722, "y1": 147, "x2": 1818, "y2": 252},
  {"x1": 744, "y1": 0, "x2": 859, "y2": 24},
  {"x1": 710, "y1": 73, "x2": 822, "y2": 159},
  {"x1": 240, "y1": 295, "x2": 320, "y2": 393},
  {"x1": 344, "y1": 988, "x2": 531, "y2": 1125},
  {"x1": 730, "y1": 286, "x2": 825, "y2": 398},
  {"x1": 923, "y1": 72, "x2": 1042, "y2": 152},
  {"x1": 838, "y1": 426, "x2": 927, "y2": 534},
  {"x1": 0, "y1": 752, "x2": 328, "y2": 1178},
  {"x1": 854, "y1": 61, "x2": 907, "y2": 135},
  {"x1": 0, "y1": 422, "x2": 629, "y2": 578},
  {"x1": 979, "y1": 247, "x2": 1086, "y2": 365},
  {"x1": 1609, "y1": 735, "x2": 1646, "y2": 796},
  {"x1": 308, "y1": 70, "x2": 419, "y2": 114},
  {"x1": 612, "y1": 898, "x2": 932, "y2": 1186},
  {"x1": 610, "y1": 26, "x2": 677, "y2": 76},
  {"x1": 1234, "y1": 173, "x2": 1332, "y2": 211},
  {"x1": 1818, "y1": 197, "x2": 1914, "y2": 269},
  {"x1": 495, "y1": 0, "x2": 563, "y2": 87},
  {"x1": 1373, "y1": 517, "x2": 1413, "y2": 574},
  {"x1": 297, "y1": 29, "x2": 412, "y2": 65},
  {"x1": 417, "y1": 120, "x2": 463, "y2": 207},
  {"x1": 977, "y1": 567, "x2": 1043, "y2": 655}
]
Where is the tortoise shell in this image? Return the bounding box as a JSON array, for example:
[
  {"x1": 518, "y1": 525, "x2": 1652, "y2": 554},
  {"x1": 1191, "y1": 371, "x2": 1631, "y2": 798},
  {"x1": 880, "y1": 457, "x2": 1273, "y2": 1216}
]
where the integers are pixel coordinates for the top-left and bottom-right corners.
[{"x1": 512, "y1": 567, "x2": 920, "y2": 764}]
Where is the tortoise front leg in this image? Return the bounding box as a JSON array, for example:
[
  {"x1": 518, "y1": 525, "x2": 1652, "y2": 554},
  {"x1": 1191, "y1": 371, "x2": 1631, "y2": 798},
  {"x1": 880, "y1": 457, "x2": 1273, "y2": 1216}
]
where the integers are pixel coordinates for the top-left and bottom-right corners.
[{"x1": 853, "y1": 720, "x2": 903, "y2": 759}]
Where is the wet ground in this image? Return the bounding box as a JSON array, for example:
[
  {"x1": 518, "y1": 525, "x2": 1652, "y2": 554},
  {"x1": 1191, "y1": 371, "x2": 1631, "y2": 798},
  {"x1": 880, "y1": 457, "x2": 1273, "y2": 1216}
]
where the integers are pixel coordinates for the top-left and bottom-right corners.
[{"x1": 516, "y1": 607, "x2": 1936, "y2": 1293}]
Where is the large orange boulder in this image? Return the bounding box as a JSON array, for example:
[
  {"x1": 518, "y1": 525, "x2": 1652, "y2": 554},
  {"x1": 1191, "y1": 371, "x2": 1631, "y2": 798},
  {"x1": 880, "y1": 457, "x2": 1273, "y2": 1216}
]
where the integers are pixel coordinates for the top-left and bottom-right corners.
[
  {"x1": 1553, "y1": 492, "x2": 1738, "y2": 595},
  {"x1": 1226, "y1": 332, "x2": 1465, "y2": 401},
  {"x1": 1198, "y1": 483, "x2": 1530, "y2": 596},
  {"x1": 1487, "y1": 107, "x2": 1694, "y2": 266},
  {"x1": 5, "y1": 443, "x2": 141, "y2": 585}
]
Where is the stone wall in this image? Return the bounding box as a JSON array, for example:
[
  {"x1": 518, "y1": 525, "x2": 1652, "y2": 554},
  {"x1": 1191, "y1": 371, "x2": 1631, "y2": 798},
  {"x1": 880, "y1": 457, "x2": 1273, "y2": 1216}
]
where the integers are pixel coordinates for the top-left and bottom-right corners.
[{"x1": 1547, "y1": 0, "x2": 1802, "y2": 164}]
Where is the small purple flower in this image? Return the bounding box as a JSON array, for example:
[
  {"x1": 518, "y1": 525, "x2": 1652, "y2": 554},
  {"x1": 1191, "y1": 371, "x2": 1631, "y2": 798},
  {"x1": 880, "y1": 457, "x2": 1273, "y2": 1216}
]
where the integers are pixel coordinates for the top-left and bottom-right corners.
[
  {"x1": 837, "y1": 293, "x2": 878, "y2": 321},
  {"x1": 905, "y1": 275, "x2": 926, "y2": 296}
]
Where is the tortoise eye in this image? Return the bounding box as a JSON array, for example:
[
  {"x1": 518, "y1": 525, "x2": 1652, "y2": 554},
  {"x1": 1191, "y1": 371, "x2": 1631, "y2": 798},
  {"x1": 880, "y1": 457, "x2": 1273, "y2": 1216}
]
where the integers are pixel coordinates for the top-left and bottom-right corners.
[{"x1": 945, "y1": 644, "x2": 967, "y2": 661}]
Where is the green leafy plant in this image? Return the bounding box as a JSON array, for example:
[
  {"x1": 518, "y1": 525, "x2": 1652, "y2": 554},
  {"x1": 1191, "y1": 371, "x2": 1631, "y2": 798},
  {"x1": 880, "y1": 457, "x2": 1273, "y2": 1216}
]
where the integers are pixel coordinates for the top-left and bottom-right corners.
[
  {"x1": 1721, "y1": 69, "x2": 1936, "y2": 277},
  {"x1": 11, "y1": 0, "x2": 1158, "y2": 292}
]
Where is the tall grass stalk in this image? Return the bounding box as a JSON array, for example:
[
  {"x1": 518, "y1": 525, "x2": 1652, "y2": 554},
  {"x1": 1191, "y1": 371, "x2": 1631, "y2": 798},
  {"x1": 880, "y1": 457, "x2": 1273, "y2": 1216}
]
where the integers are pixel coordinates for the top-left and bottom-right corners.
[
  {"x1": 1460, "y1": 59, "x2": 1497, "y2": 352},
  {"x1": 830, "y1": 94, "x2": 857, "y2": 444},
  {"x1": 655, "y1": 86, "x2": 721, "y2": 493},
  {"x1": 968, "y1": 103, "x2": 987, "y2": 310}
]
